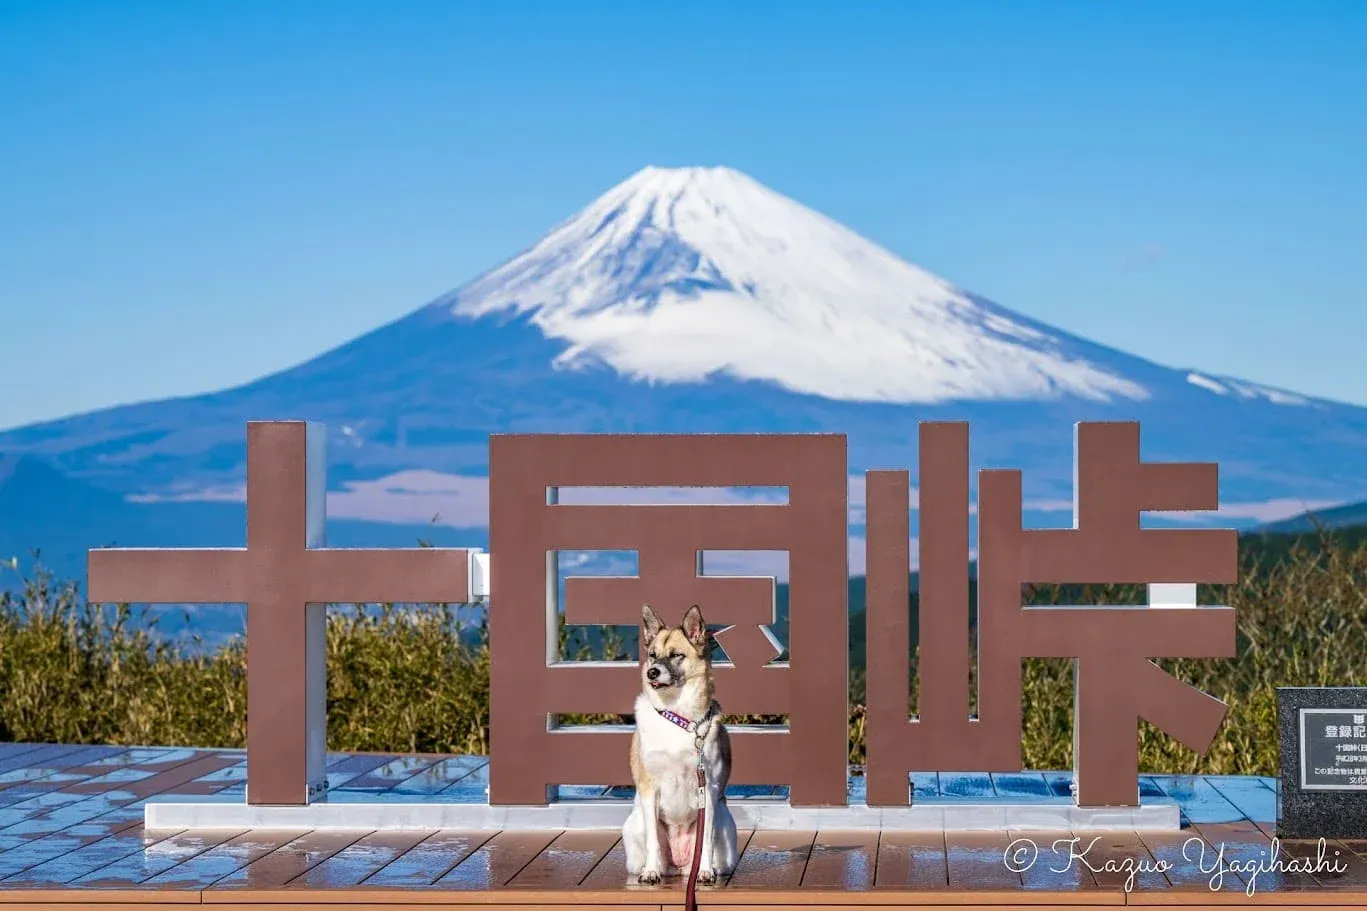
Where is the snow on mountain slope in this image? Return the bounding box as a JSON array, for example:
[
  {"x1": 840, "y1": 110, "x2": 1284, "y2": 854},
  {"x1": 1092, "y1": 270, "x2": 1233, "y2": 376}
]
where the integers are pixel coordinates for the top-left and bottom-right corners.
[
  {"x1": 1, "y1": 164, "x2": 1365, "y2": 525},
  {"x1": 1185, "y1": 371, "x2": 1313, "y2": 406},
  {"x1": 444, "y1": 166, "x2": 1148, "y2": 404}
]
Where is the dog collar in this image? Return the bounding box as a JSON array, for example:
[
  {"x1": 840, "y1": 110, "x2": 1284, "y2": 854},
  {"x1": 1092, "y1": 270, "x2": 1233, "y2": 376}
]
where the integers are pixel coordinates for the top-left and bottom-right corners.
[
  {"x1": 655, "y1": 701, "x2": 718, "y2": 734},
  {"x1": 657, "y1": 708, "x2": 697, "y2": 732}
]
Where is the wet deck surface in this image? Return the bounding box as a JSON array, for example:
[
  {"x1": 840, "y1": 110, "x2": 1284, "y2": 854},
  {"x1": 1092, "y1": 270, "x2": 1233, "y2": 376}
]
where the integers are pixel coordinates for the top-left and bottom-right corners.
[{"x1": 0, "y1": 740, "x2": 1361, "y2": 907}]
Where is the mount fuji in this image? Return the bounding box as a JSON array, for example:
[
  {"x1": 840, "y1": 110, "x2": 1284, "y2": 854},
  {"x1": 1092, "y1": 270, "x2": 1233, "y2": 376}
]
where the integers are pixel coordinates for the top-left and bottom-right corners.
[{"x1": 4, "y1": 165, "x2": 1367, "y2": 599}]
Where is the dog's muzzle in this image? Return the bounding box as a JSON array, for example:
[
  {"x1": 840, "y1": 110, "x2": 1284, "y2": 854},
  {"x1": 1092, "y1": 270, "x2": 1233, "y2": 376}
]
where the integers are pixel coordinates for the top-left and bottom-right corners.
[{"x1": 645, "y1": 663, "x2": 674, "y2": 689}]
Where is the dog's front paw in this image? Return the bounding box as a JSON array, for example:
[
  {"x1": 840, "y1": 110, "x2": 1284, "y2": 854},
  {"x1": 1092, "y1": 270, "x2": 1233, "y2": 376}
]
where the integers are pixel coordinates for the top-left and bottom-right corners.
[
  {"x1": 697, "y1": 867, "x2": 718, "y2": 885},
  {"x1": 637, "y1": 869, "x2": 662, "y2": 886}
]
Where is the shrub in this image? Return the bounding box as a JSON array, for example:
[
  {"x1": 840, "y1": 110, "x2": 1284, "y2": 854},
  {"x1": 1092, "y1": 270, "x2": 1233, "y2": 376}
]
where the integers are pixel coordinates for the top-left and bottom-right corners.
[{"x1": 1, "y1": 531, "x2": 1364, "y2": 777}]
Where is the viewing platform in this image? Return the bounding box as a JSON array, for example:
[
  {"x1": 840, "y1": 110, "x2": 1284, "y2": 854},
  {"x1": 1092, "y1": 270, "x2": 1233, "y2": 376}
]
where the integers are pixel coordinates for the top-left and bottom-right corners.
[{"x1": 0, "y1": 740, "x2": 1355, "y2": 910}]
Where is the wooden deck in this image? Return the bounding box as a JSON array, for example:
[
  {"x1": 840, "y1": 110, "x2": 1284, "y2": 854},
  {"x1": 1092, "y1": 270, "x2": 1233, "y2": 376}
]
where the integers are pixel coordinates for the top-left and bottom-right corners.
[{"x1": 0, "y1": 741, "x2": 1362, "y2": 909}]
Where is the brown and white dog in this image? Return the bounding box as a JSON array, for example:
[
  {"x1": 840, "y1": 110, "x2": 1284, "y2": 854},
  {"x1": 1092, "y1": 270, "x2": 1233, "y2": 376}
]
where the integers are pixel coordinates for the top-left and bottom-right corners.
[{"x1": 623, "y1": 604, "x2": 739, "y2": 885}]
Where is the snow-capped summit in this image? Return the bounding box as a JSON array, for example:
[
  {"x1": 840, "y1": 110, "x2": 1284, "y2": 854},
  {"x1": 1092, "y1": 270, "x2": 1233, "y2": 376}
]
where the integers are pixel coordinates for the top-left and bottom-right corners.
[
  {"x1": 3, "y1": 160, "x2": 1367, "y2": 581},
  {"x1": 442, "y1": 165, "x2": 1148, "y2": 404}
]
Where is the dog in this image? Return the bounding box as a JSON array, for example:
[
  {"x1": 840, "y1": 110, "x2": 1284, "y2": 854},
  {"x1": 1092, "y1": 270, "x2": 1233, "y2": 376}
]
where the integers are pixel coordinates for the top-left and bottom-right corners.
[{"x1": 623, "y1": 603, "x2": 739, "y2": 886}]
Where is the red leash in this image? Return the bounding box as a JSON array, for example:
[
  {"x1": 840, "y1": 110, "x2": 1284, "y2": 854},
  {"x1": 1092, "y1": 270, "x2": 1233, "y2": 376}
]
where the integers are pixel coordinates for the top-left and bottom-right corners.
[
  {"x1": 686, "y1": 762, "x2": 706, "y2": 911},
  {"x1": 656, "y1": 703, "x2": 715, "y2": 911}
]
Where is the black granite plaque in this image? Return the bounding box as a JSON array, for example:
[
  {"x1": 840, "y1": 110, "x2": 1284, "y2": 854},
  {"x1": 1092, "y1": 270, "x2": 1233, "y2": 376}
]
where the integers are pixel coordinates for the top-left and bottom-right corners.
[{"x1": 1278, "y1": 686, "x2": 1367, "y2": 837}]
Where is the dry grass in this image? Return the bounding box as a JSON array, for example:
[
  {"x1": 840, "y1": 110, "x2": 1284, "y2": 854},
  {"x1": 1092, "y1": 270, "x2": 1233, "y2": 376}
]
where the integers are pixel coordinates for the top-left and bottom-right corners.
[{"x1": 1, "y1": 533, "x2": 1364, "y2": 776}]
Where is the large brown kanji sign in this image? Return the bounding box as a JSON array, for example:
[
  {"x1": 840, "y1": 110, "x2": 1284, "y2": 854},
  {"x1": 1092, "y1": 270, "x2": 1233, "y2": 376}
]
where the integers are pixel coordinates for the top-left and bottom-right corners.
[
  {"x1": 86, "y1": 419, "x2": 1237, "y2": 811},
  {"x1": 865, "y1": 422, "x2": 1237, "y2": 807},
  {"x1": 87, "y1": 422, "x2": 472, "y2": 806},
  {"x1": 488, "y1": 433, "x2": 850, "y2": 806}
]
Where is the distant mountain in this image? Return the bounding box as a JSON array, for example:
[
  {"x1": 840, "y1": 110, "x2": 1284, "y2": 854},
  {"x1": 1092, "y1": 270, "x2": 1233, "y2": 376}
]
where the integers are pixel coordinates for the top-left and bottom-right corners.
[
  {"x1": 1259, "y1": 500, "x2": 1367, "y2": 533},
  {"x1": 3, "y1": 165, "x2": 1367, "y2": 637},
  {"x1": 0, "y1": 453, "x2": 486, "y2": 642}
]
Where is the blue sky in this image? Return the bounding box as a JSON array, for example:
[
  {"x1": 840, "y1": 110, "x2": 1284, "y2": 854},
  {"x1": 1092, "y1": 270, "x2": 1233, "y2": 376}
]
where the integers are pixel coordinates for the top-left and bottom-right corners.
[{"x1": 2, "y1": 0, "x2": 1364, "y2": 430}]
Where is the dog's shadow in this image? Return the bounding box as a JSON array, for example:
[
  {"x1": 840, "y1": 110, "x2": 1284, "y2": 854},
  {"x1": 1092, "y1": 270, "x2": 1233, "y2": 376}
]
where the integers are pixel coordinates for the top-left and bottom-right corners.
[
  {"x1": 622, "y1": 843, "x2": 866, "y2": 889},
  {"x1": 808, "y1": 843, "x2": 864, "y2": 854}
]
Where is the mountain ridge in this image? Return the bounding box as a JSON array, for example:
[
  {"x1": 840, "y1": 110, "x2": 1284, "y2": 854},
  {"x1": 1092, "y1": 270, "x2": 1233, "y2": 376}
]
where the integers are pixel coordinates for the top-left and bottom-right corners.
[{"x1": 2, "y1": 164, "x2": 1365, "y2": 580}]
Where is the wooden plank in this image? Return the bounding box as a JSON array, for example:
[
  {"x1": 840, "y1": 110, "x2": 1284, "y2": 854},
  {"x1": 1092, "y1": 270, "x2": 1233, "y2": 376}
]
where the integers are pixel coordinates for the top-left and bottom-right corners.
[
  {"x1": 0, "y1": 748, "x2": 135, "y2": 812},
  {"x1": 507, "y1": 830, "x2": 620, "y2": 889},
  {"x1": 682, "y1": 890, "x2": 1127, "y2": 907},
  {"x1": 0, "y1": 751, "x2": 179, "y2": 826},
  {"x1": 1208, "y1": 820, "x2": 1328, "y2": 891},
  {"x1": 61, "y1": 751, "x2": 237, "y2": 799},
  {"x1": 991, "y1": 773, "x2": 1053, "y2": 798},
  {"x1": 0, "y1": 782, "x2": 72, "y2": 811},
  {"x1": 69, "y1": 829, "x2": 246, "y2": 887},
  {"x1": 325, "y1": 754, "x2": 400, "y2": 791},
  {"x1": 82, "y1": 747, "x2": 179, "y2": 767},
  {"x1": 8, "y1": 882, "x2": 1366, "y2": 907},
  {"x1": 389, "y1": 756, "x2": 487, "y2": 796},
  {"x1": 200, "y1": 889, "x2": 678, "y2": 907},
  {"x1": 85, "y1": 748, "x2": 200, "y2": 776},
  {"x1": 799, "y1": 830, "x2": 878, "y2": 890},
  {"x1": 0, "y1": 789, "x2": 99, "y2": 826},
  {"x1": 285, "y1": 830, "x2": 436, "y2": 888},
  {"x1": 1150, "y1": 775, "x2": 1245, "y2": 825},
  {"x1": 1136, "y1": 824, "x2": 1259, "y2": 894},
  {"x1": 331, "y1": 756, "x2": 444, "y2": 793},
  {"x1": 576, "y1": 833, "x2": 633, "y2": 891},
  {"x1": 1127, "y1": 894, "x2": 1367, "y2": 908},
  {"x1": 166, "y1": 761, "x2": 247, "y2": 797},
  {"x1": 723, "y1": 829, "x2": 756, "y2": 887},
  {"x1": 360, "y1": 831, "x2": 493, "y2": 887},
  {"x1": 1039, "y1": 772, "x2": 1162, "y2": 800},
  {"x1": 0, "y1": 754, "x2": 243, "y2": 863},
  {"x1": 0, "y1": 746, "x2": 127, "y2": 788},
  {"x1": 0, "y1": 746, "x2": 88, "y2": 779},
  {"x1": 852, "y1": 773, "x2": 937, "y2": 801},
  {"x1": 1064, "y1": 830, "x2": 1172, "y2": 893},
  {"x1": 0, "y1": 794, "x2": 135, "y2": 840},
  {"x1": 0, "y1": 813, "x2": 145, "y2": 877},
  {"x1": 943, "y1": 831, "x2": 1023, "y2": 890},
  {"x1": 1313, "y1": 839, "x2": 1367, "y2": 891},
  {"x1": 206, "y1": 830, "x2": 369, "y2": 889},
  {"x1": 44, "y1": 753, "x2": 235, "y2": 802},
  {"x1": 1005, "y1": 830, "x2": 1101, "y2": 891},
  {"x1": 0, "y1": 753, "x2": 237, "y2": 845},
  {"x1": 938, "y1": 772, "x2": 996, "y2": 800},
  {"x1": 726, "y1": 829, "x2": 815, "y2": 890},
  {"x1": 434, "y1": 761, "x2": 491, "y2": 800},
  {"x1": 185, "y1": 762, "x2": 248, "y2": 783},
  {"x1": 1246, "y1": 825, "x2": 1367, "y2": 890},
  {"x1": 875, "y1": 831, "x2": 948, "y2": 890},
  {"x1": 0, "y1": 888, "x2": 197, "y2": 904},
  {"x1": 1042, "y1": 771, "x2": 1074, "y2": 798},
  {"x1": 1139, "y1": 777, "x2": 1167, "y2": 799},
  {"x1": 140, "y1": 829, "x2": 301, "y2": 888},
  {"x1": 1205, "y1": 776, "x2": 1276, "y2": 824},
  {"x1": 325, "y1": 751, "x2": 400, "y2": 771},
  {"x1": 2, "y1": 825, "x2": 179, "y2": 886},
  {"x1": 435, "y1": 830, "x2": 561, "y2": 889}
]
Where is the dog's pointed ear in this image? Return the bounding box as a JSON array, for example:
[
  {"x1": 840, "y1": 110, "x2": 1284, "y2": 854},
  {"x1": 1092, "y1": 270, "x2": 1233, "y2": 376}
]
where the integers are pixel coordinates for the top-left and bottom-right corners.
[
  {"x1": 681, "y1": 604, "x2": 707, "y2": 647},
  {"x1": 641, "y1": 604, "x2": 665, "y2": 644}
]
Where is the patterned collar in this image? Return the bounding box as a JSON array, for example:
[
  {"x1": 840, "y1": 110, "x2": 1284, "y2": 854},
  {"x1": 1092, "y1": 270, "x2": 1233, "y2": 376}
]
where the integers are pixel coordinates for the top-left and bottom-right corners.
[{"x1": 655, "y1": 701, "x2": 718, "y2": 734}]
